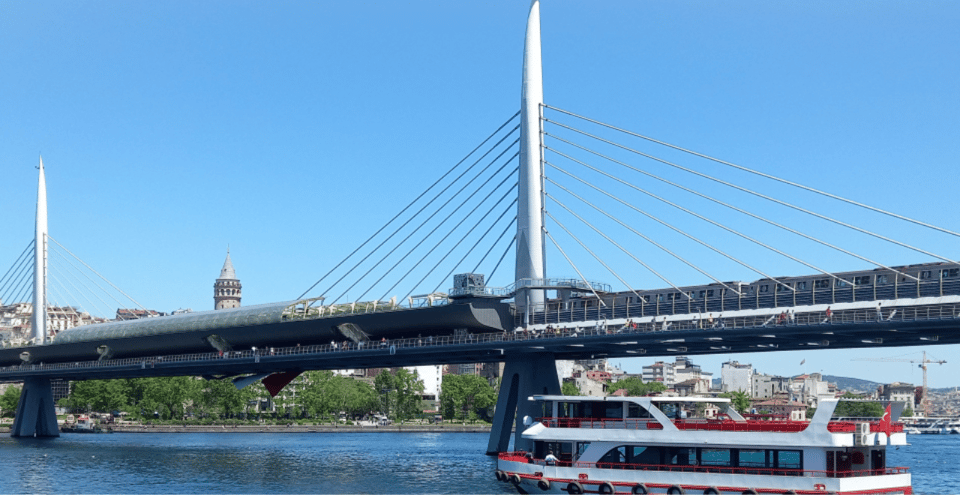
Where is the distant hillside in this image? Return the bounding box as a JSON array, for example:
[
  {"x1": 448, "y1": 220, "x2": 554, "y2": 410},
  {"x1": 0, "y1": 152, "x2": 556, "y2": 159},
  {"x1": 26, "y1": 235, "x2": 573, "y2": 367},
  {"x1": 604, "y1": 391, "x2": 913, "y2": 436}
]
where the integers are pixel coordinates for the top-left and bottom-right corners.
[{"x1": 822, "y1": 375, "x2": 882, "y2": 394}]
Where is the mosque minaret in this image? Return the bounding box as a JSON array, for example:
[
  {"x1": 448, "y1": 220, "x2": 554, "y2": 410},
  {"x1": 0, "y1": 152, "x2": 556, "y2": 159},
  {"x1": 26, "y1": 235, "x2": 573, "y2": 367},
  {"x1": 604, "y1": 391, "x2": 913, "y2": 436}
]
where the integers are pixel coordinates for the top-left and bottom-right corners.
[{"x1": 214, "y1": 249, "x2": 241, "y2": 310}]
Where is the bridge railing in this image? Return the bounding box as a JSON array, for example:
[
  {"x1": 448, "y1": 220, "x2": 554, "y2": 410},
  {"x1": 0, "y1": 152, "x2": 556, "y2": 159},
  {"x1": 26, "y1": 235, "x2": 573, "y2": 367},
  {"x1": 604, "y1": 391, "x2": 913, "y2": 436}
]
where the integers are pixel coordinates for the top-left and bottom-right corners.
[
  {"x1": 521, "y1": 278, "x2": 960, "y2": 326},
  {"x1": 1, "y1": 303, "x2": 957, "y2": 378}
]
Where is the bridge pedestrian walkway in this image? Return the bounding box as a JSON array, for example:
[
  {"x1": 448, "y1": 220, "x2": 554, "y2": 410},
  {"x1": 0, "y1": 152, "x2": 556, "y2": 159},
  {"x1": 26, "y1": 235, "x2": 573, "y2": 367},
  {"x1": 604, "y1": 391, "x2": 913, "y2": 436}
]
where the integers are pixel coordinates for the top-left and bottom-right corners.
[{"x1": 1, "y1": 301, "x2": 957, "y2": 383}]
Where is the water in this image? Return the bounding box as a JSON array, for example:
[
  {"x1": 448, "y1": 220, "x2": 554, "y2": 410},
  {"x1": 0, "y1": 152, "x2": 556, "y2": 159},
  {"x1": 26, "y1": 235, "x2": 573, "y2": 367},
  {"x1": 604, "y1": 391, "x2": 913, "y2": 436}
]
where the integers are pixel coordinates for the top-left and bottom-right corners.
[{"x1": 0, "y1": 432, "x2": 955, "y2": 494}]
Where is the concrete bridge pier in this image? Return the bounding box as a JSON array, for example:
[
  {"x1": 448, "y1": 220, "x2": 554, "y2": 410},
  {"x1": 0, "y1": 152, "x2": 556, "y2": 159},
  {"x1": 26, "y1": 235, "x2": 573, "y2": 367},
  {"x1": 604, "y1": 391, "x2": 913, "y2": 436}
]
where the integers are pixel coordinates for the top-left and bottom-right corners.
[
  {"x1": 487, "y1": 352, "x2": 560, "y2": 455},
  {"x1": 11, "y1": 377, "x2": 60, "y2": 437}
]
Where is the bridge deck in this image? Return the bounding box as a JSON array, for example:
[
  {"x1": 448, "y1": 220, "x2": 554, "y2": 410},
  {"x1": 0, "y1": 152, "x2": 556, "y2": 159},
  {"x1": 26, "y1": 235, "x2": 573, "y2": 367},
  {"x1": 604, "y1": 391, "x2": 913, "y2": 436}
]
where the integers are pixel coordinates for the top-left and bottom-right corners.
[{"x1": 1, "y1": 302, "x2": 956, "y2": 382}]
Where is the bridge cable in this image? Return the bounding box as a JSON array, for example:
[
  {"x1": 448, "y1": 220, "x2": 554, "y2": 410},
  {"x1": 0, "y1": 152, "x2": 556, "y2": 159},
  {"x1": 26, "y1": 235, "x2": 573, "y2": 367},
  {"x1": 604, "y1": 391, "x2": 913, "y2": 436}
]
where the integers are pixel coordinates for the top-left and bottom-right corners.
[
  {"x1": 546, "y1": 133, "x2": 920, "y2": 283},
  {"x1": 0, "y1": 240, "x2": 33, "y2": 294},
  {"x1": 543, "y1": 207, "x2": 645, "y2": 303},
  {"x1": 362, "y1": 151, "x2": 520, "y2": 302},
  {"x1": 320, "y1": 133, "x2": 520, "y2": 303},
  {"x1": 486, "y1": 235, "x2": 517, "y2": 284},
  {"x1": 472, "y1": 219, "x2": 517, "y2": 277},
  {"x1": 546, "y1": 181, "x2": 735, "y2": 297},
  {"x1": 544, "y1": 104, "x2": 960, "y2": 240},
  {"x1": 0, "y1": 242, "x2": 34, "y2": 303},
  {"x1": 544, "y1": 118, "x2": 959, "y2": 267},
  {"x1": 394, "y1": 174, "x2": 519, "y2": 302},
  {"x1": 4, "y1": 251, "x2": 36, "y2": 305},
  {"x1": 48, "y1": 246, "x2": 121, "y2": 317},
  {"x1": 339, "y1": 146, "x2": 520, "y2": 304},
  {"x1": 397, "y1": 180, "x2": 519, "y2": 301},
  {"x1": 545, "y1": 148, "x2": 840, "y2": 290},
  {"x1": 546, "y1": 165, "x2": 775, "y2": 294},
  {"x1": 544, "y1": 230, "x2": 607, "y2": 307},
  {"x1": 433, "y1": 199, "x2": 519, "y2": 294},
  {"x1": 297, "y1": 111, "x2": 521, "y2": 300},
  {"x1": 47, "y1": 236, "x2": 147, "y2": 311}
]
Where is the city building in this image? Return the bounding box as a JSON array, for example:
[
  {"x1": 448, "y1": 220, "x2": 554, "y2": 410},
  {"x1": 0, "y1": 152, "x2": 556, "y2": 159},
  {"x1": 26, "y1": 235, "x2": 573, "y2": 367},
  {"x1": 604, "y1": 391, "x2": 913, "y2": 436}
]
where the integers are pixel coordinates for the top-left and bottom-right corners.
[
  {"x1": 642, "y1": 356, "x2": 712, "y2": 390},
  {"x1": 214, "y1": 249, "x2": 241, "y2": 310},
  {"x1": 721, "y1": 360, "x2": 753, "y2": 394},
  {"x1": 879, "y1": 382, "x2": 916, "y2": 410}
]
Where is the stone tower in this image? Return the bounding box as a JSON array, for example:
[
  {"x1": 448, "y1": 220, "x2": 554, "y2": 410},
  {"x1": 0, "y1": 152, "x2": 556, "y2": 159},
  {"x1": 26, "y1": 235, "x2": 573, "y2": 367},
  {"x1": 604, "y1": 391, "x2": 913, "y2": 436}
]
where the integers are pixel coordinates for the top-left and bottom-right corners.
[{"x1": 214, "y1": 249, "x2": 241, "y2": 310}]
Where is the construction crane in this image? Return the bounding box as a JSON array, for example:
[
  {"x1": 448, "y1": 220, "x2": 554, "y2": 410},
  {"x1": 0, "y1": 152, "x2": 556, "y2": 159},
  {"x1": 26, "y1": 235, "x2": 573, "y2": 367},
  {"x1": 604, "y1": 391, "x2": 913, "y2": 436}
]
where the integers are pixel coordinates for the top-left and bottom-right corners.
[{"x1": 852, "y1": 351, "x2": 946, "y2": 417}]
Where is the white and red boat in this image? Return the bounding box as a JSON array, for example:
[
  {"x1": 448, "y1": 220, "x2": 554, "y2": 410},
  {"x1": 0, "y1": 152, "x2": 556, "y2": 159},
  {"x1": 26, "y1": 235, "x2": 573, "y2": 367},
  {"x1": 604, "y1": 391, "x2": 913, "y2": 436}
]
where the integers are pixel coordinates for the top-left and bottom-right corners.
[{"x1": 496, "y1": 395, "x2": 910, "y2": 494}]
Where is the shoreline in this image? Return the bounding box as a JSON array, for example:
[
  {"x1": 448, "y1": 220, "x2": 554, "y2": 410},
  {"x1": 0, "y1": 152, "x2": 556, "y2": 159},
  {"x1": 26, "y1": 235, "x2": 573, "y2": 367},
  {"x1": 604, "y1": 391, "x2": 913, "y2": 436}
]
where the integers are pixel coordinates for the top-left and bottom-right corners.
[{"x1": 0, "y1": 424, "x2": 492, "y2": 434}]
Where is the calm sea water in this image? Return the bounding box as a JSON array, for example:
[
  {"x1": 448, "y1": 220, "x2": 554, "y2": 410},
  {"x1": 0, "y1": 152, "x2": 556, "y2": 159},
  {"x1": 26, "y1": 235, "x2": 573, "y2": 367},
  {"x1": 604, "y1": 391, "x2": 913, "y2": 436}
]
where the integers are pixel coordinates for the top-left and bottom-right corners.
[{"x1": 0, "y1": 432, "x2": 955, "y2": 494}]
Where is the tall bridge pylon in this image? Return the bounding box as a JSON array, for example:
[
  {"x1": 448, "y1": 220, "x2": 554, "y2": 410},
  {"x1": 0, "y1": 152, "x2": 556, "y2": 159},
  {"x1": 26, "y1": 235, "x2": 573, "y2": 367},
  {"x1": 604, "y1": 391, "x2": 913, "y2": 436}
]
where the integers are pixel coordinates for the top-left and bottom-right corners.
[{"x1": 490, "y1": 0, "x2": 561, "y2": 455}]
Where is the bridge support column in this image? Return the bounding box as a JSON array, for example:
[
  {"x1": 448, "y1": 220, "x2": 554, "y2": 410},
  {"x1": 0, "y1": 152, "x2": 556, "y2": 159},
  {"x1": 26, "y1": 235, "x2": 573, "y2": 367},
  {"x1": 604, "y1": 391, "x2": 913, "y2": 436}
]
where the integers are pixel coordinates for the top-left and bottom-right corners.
[
  {"x1": 11, "y1": 377, "x2": 60, "y2": 438},
  {"x1": 487, "y1": 353, "x2": 560, "y2": 455}
]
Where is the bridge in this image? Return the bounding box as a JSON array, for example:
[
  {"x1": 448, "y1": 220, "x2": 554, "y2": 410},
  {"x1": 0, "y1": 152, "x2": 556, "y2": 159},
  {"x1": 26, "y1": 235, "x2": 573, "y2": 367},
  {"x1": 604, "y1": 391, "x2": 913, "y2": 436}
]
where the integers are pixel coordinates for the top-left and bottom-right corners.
[{"x1": 2, "y1": 1, "x2": 958, "y2": 455}]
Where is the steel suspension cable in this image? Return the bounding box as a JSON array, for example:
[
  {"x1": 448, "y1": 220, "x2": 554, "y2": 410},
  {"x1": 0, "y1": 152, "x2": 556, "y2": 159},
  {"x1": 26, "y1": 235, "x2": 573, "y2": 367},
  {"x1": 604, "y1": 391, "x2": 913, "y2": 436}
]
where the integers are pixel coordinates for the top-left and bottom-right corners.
[
  {"x1": 297, "y1": 111, "x2": 521, "y2": 300},
  {"x1": 546, "y1": 147, "x2": 835, "y2": 289},
  {"x1": 547, "y1": 164, "x2": 777, "y2": 292},
  {"x1": 544, "y1": 104, "x2": 960, "y2": 240},
  {"x1": 363, "y1": 153, "x2": 520, "y2": 302},
  {"x1": 473, "y1": 219, "x2": 517, "y2": 276},
  {"x1": 433, "y1": 198, "x2": 519, "y2": 294},
  {"x1": 0, "y1": 245, "x2": 34, "y2": 303},
  {"x1": 47, "y1": 236, "x2": 146, "y2": 310},
  {"x1": 0, "y1": 241, "x2": 33, "y2": 291},
  {"x1": 545, "y1": 119, "x2": 958, "y2": 266},
  {"x1": 4, "y1": 255, "x2": 36, "y2": 302},
  {"x1": 544, "y1": 230, "x2": 606, "y2": 307},
  {"x1": 543, "y1": 208, "x2": 644, "y2": 302},
  {"x1": 335, "y1": 147, "x2": 520, "y2": 304},
  {"x1": 546, "y1": 133, "x2": 919, "y2": 282},
  {"x1": 546, "y1": 184, "x2": 736, "y2": 296},
  {"x1": 322, "y1": 134, "x2": 521, "y2": 303},
  {"x1": 394, "y1": 175, "x2": 519, "y2": 301},
  {"x1": 48, "y1": 246, "x2": 119, "y2": 317},
  {"x1": 397, "y1": 179, "x2": 518, "y2": 301},
  {"x1": 486, "y1": 234, "x2": 517, "y2": 284}
]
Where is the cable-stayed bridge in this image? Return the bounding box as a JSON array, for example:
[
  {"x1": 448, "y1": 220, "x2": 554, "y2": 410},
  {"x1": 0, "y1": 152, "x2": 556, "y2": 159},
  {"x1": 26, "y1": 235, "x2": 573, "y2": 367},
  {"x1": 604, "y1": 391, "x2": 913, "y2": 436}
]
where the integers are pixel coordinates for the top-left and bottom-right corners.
[{"x1": 2, "y1": 2, "x2": 958, "y2": 452}]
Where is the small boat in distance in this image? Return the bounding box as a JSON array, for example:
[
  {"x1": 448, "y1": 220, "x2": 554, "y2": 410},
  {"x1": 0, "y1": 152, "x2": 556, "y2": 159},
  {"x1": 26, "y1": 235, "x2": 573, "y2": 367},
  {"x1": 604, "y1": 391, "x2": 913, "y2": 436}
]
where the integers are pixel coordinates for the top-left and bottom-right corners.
[{"x1": 496, "y1": 395, "x2": 909, "y2": 494}]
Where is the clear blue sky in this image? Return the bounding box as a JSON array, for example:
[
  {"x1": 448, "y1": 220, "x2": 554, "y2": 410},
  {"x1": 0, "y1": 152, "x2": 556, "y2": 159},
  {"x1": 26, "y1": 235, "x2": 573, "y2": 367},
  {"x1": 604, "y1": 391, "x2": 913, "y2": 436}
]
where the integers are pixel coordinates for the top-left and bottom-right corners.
[{"x1": 2, "y1": 1, "x2": 958, "y2": 387}]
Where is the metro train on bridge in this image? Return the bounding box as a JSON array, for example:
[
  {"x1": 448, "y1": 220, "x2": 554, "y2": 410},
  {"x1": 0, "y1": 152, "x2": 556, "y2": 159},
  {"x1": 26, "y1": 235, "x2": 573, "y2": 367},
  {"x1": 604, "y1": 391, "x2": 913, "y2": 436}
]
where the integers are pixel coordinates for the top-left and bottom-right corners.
[{"x1": 0, "y1": 262, "x2": 957, "y2": 367}]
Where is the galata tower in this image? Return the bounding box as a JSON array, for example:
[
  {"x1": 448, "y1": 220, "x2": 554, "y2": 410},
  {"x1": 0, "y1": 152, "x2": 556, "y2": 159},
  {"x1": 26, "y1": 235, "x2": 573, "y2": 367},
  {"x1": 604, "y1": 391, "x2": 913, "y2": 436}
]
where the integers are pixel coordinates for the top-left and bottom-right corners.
[{"x1": 214, "y1": 249, "x2": 242, "y2": 310}]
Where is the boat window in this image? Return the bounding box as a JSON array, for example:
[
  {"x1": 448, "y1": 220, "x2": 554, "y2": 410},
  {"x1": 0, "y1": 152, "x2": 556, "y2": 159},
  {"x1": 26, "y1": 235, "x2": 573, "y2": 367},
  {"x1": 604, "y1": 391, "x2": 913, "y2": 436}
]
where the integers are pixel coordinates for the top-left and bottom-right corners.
[
  {"x1": 697, "y1": 290, "x2": 705, "y2": 299},
  {"x1": 796, "y1": 281, "x2": 807, "y2": 290},
  {"x1": 815, "y1": 279, "x2": 830, "y2": 289},
  {"x1": 776, "y1": 283, "x2": 792, "y2": 293},
  {"x1": 877, "y1": 275, "x2": 889, "y2": 285},
  {"x1": 700, "y1": 448, "x2": 731, "y2": 467},
  {"x1": 602, "y1": 402, "x2": 623, "y2": 419},
  {"x1": 665, "y1": 447, "x2": 696, "y2": 466},
  {"x1": 738, "y1": 449, "x2": 767, "y2": 467},
  {"x1": 921, "y1": 270, "x2": 933, "y2": 280},
  {"x1": 627, "y1": 403, "x2": 651, "y2": 419},
  {"x1": 600, "y1": 446, "x2": 627, "y2": 465},
  {"x1": 576, "y1": 442, "x2": 591, "y2": 461},
  {"x1": 776, "y1": 450, "x2": 802, "y2": 470},
  {"x1": 835, "y1": 279, "x2": 850, "y2": 288},
  {"x1": 759, "y1": 285, "x2": 769, "y2": 293},
  {"x1": 942, "y1": 268, "x2": 959, "y2": 278},
  {"x1": 706, "y1": 289, "x2": 714, "y2": 298},
  {"x1": 628, "y1": 446, "x2": 662, "y2": 465},
  {"x1": 854, "y1": 275, "x2": 871, "y2": 285}
]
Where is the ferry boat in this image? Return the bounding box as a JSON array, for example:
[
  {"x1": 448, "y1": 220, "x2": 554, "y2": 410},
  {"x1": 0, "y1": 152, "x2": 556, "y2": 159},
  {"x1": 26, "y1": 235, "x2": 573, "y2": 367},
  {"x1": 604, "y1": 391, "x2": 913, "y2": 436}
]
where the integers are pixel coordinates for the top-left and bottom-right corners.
[{"x1": 496, "y1": 395, "x2": 910, "y2": 494}]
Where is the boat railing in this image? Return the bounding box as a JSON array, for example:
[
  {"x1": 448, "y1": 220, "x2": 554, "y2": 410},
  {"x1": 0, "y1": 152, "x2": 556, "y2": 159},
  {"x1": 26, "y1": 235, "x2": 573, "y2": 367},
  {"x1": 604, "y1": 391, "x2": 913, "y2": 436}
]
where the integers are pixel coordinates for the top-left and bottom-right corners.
[
  {"x1": 537, "y1": 417, "x2": 904, "y2": 434},
  {"x1": 498, "y1": 452, "x2": 909, "y2": 478}
]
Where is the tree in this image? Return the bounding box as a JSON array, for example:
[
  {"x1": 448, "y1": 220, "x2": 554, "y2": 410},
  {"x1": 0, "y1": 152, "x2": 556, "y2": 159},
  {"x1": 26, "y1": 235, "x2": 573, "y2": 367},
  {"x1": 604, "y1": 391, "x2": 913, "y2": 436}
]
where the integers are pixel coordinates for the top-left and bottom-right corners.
[
  {"x1": 59, "y1": 379, "x2": 130, "y2": 413},
  {"x1": 834, "y1": 392, "x2": 883, "y2": 418},
  {"x1": 440, "y1": 374, "x2": 496, "y2": 422},
  {"x1": 607, "y1": 377, "x2": 666, "y2": 397},
  {"x1": 561, "y1": 381, "x2": 580, "y2": 396},
  {"x1": 0, "y1": 385, "x2": 21, "y2": 417},
  {"x1": 901, "y1": 407, "x2": 914, "y2": 418},
  {"x1": 718, "y1": 391, "x2": 751, "y2": 414},
  {"x1": 373, "y1": 369, "x2": 425, "y2": 422}
]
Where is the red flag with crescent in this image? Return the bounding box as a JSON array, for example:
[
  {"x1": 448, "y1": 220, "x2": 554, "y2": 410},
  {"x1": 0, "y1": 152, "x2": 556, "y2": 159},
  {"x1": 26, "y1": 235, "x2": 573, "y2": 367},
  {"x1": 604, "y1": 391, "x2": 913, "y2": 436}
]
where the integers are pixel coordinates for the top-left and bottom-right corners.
[{"x1": 877, "y1": 403, "x2": 893, "y2": 437}]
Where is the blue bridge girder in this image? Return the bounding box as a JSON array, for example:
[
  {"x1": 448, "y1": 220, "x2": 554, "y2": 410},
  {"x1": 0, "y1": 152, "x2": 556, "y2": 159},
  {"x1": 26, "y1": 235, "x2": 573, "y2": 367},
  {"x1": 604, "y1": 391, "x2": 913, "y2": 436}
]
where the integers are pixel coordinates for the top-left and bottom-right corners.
[{"x1": 0, "y1": 301, "x2": 957, "y2": 383}]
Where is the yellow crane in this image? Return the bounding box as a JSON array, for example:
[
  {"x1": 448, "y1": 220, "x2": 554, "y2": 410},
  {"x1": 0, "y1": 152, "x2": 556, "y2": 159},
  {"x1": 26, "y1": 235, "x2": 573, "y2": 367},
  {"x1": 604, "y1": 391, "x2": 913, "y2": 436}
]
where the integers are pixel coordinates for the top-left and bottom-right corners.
[{"x1": 852, "y1": 351, "x2": 946, "y2": 417}]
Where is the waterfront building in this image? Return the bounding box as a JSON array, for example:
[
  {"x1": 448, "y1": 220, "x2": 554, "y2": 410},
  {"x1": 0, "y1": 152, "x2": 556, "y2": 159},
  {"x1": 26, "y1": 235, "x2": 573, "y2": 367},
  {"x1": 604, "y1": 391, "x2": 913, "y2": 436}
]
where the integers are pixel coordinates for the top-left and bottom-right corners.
[
  {"x1": 721, "y1": 360, "x2": 753, "y2": 393},
  {"x1": 1, "y1": 302, "x2": 108, "y2": 345},
  {"x1": 880, "y1": 382, "x2": 917, "y2": 410},
  {"x1": 642, "y1": 356, "x2": 712, "y2": 389},
  {"x1": 214, "y1": 249, "x2": 242, "y2": 310}
]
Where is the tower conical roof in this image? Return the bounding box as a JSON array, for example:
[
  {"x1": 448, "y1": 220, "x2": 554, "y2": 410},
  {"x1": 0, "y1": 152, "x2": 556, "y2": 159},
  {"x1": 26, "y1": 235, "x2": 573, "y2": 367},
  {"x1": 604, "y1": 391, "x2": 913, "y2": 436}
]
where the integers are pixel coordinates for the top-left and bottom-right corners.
[{"x1": 219, "y1": 249, "x2": 237, "y2": 280}]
